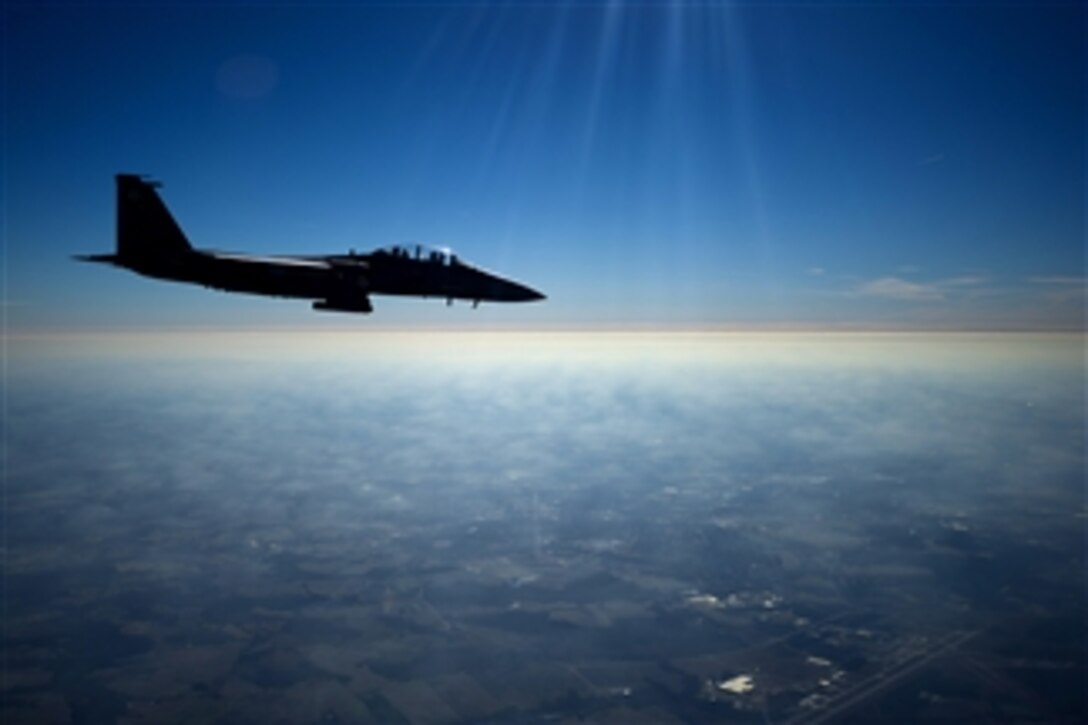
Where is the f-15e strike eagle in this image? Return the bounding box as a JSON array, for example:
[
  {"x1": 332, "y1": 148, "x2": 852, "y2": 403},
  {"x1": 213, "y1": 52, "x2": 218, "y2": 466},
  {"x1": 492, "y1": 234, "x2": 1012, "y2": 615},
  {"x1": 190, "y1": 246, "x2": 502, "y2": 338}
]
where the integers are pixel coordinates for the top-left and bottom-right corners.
[{"x1": 76, "y1": 174, "x2": 545, "y2": 314}]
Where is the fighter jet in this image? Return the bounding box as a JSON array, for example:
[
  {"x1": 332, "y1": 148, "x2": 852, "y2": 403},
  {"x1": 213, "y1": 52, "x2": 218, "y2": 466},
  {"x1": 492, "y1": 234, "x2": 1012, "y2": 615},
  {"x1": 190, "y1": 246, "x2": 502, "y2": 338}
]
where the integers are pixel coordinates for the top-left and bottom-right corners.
[{"x1": 76, "y1": 174, "x2": 545, "y2": 314}]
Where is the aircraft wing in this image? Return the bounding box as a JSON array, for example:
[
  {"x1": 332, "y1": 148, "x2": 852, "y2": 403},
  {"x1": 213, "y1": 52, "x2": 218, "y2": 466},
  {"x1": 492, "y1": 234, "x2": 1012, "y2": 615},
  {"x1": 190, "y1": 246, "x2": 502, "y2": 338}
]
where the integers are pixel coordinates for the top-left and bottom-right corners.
[{"x1": 207, "y1": 251, "x2": 333, "y2": 269}]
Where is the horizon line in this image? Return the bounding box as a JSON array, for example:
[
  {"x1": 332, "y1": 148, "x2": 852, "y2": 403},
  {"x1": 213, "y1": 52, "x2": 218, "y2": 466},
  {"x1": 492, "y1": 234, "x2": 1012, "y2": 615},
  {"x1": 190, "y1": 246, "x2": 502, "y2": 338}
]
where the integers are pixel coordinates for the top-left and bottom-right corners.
[{"x1": 4, "y1": 325, "x2": 1086, "y2": 339}]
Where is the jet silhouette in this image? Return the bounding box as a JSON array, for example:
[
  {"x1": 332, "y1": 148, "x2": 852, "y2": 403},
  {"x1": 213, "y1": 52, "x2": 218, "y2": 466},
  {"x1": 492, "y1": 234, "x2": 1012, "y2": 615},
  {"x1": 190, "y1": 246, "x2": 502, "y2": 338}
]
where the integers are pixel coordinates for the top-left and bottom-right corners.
[{"x1": 77, "y1": 175, "x2": 545, "y2": 314}]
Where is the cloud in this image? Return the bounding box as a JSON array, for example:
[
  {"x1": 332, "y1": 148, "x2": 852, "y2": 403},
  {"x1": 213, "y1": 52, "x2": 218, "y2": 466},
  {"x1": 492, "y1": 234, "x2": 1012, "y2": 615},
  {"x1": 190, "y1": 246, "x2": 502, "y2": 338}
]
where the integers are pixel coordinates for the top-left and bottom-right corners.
[
  {"x1": 1025, "y1": 277, "x2": 1086, "y2": 306},
  {"x1": 916, "y1": 153, "x2": 946, "y2": 167},
  {"x1": 1028, "y1": 276, "x2": 1085, "y2": 286},
  {"x1": 6, "y1": 332, "x2": 1085, "y2": 725},
  {"x1": 806, "y1": 267, "x2": 826, "y2": 276},
  {"x1": 850, "y1": 274, "x2": 994, "y2": 305},
  {"x1": 857, "y1": 277, "x2": 943, "y2": 301},
  {"x1": 819, "y1": 271, "x2": 1080, "y2": 327},
  {"x1": 939, "y1": 276, "x2": 986, "y2": 287}
]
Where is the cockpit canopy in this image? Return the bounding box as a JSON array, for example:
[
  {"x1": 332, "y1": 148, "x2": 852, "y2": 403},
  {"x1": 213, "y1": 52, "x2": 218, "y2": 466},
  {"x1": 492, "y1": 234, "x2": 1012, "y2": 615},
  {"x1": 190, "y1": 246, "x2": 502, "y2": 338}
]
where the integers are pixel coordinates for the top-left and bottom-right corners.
[{"x1": 376, "y1": 244, "x2": 459, "y2": 266}]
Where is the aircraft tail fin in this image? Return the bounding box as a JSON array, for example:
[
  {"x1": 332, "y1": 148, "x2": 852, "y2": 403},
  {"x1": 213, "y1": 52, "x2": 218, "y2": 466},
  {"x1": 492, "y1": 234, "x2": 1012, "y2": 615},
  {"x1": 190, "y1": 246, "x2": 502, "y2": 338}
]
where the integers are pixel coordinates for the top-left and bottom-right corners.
[{"x1": 115, "y1": 174, "x2": 193, "y2": 260}]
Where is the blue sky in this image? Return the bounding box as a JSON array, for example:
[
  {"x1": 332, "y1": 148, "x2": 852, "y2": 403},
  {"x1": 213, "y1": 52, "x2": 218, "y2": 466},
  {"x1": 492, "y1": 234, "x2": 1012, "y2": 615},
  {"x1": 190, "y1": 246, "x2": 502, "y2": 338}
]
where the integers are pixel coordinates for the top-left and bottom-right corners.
[{"x1": 4, "y1": 1, "x2": 1084, "y2": 330}]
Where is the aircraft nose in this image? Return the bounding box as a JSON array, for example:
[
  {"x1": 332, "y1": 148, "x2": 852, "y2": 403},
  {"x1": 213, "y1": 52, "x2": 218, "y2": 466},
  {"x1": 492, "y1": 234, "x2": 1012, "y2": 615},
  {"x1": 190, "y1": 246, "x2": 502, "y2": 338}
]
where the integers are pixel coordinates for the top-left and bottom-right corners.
[
  {"x1": 509, "y1": 281, "x2": 545, "y2": 302},
  {"x1": 520, "y1": 284, "x2": 546, "y2": 302},
  {"x1": 471, "y1": 268, "x2": 546, "y2": 302}
]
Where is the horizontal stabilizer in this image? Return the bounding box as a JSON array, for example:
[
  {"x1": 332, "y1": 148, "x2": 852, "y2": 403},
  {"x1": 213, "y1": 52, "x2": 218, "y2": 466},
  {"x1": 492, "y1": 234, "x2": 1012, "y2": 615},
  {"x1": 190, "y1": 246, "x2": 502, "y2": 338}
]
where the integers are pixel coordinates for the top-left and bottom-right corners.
[{"x1": 73, "y1": 254, "x2": 120, "y2": 264}]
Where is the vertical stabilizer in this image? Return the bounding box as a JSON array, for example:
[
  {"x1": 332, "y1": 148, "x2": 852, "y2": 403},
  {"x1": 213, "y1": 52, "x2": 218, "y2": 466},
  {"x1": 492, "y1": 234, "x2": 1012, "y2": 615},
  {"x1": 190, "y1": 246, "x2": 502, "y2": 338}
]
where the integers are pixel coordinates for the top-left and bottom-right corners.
[{"x1": 116, "y1": 174, "x2": 193, "y2": 260}]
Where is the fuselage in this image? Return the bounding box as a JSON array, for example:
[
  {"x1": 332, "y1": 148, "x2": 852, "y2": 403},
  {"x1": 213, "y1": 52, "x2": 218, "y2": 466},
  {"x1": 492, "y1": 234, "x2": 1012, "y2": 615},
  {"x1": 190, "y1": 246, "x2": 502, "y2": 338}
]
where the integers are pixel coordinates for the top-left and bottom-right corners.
[{"x1": 121, "y1": 245, "x2": 543, "y2": 305}]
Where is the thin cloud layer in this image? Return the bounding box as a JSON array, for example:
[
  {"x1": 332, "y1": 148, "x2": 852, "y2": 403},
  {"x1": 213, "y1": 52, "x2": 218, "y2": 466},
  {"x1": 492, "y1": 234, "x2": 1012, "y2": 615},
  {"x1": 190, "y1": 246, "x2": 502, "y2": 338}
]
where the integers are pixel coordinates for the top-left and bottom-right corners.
[
  {"x1": 4, "y1": 333, "x2": 1084, "y2": 722},
  {"x1": 857, "y1": 277, "x2": 944, "y2": 302}
]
